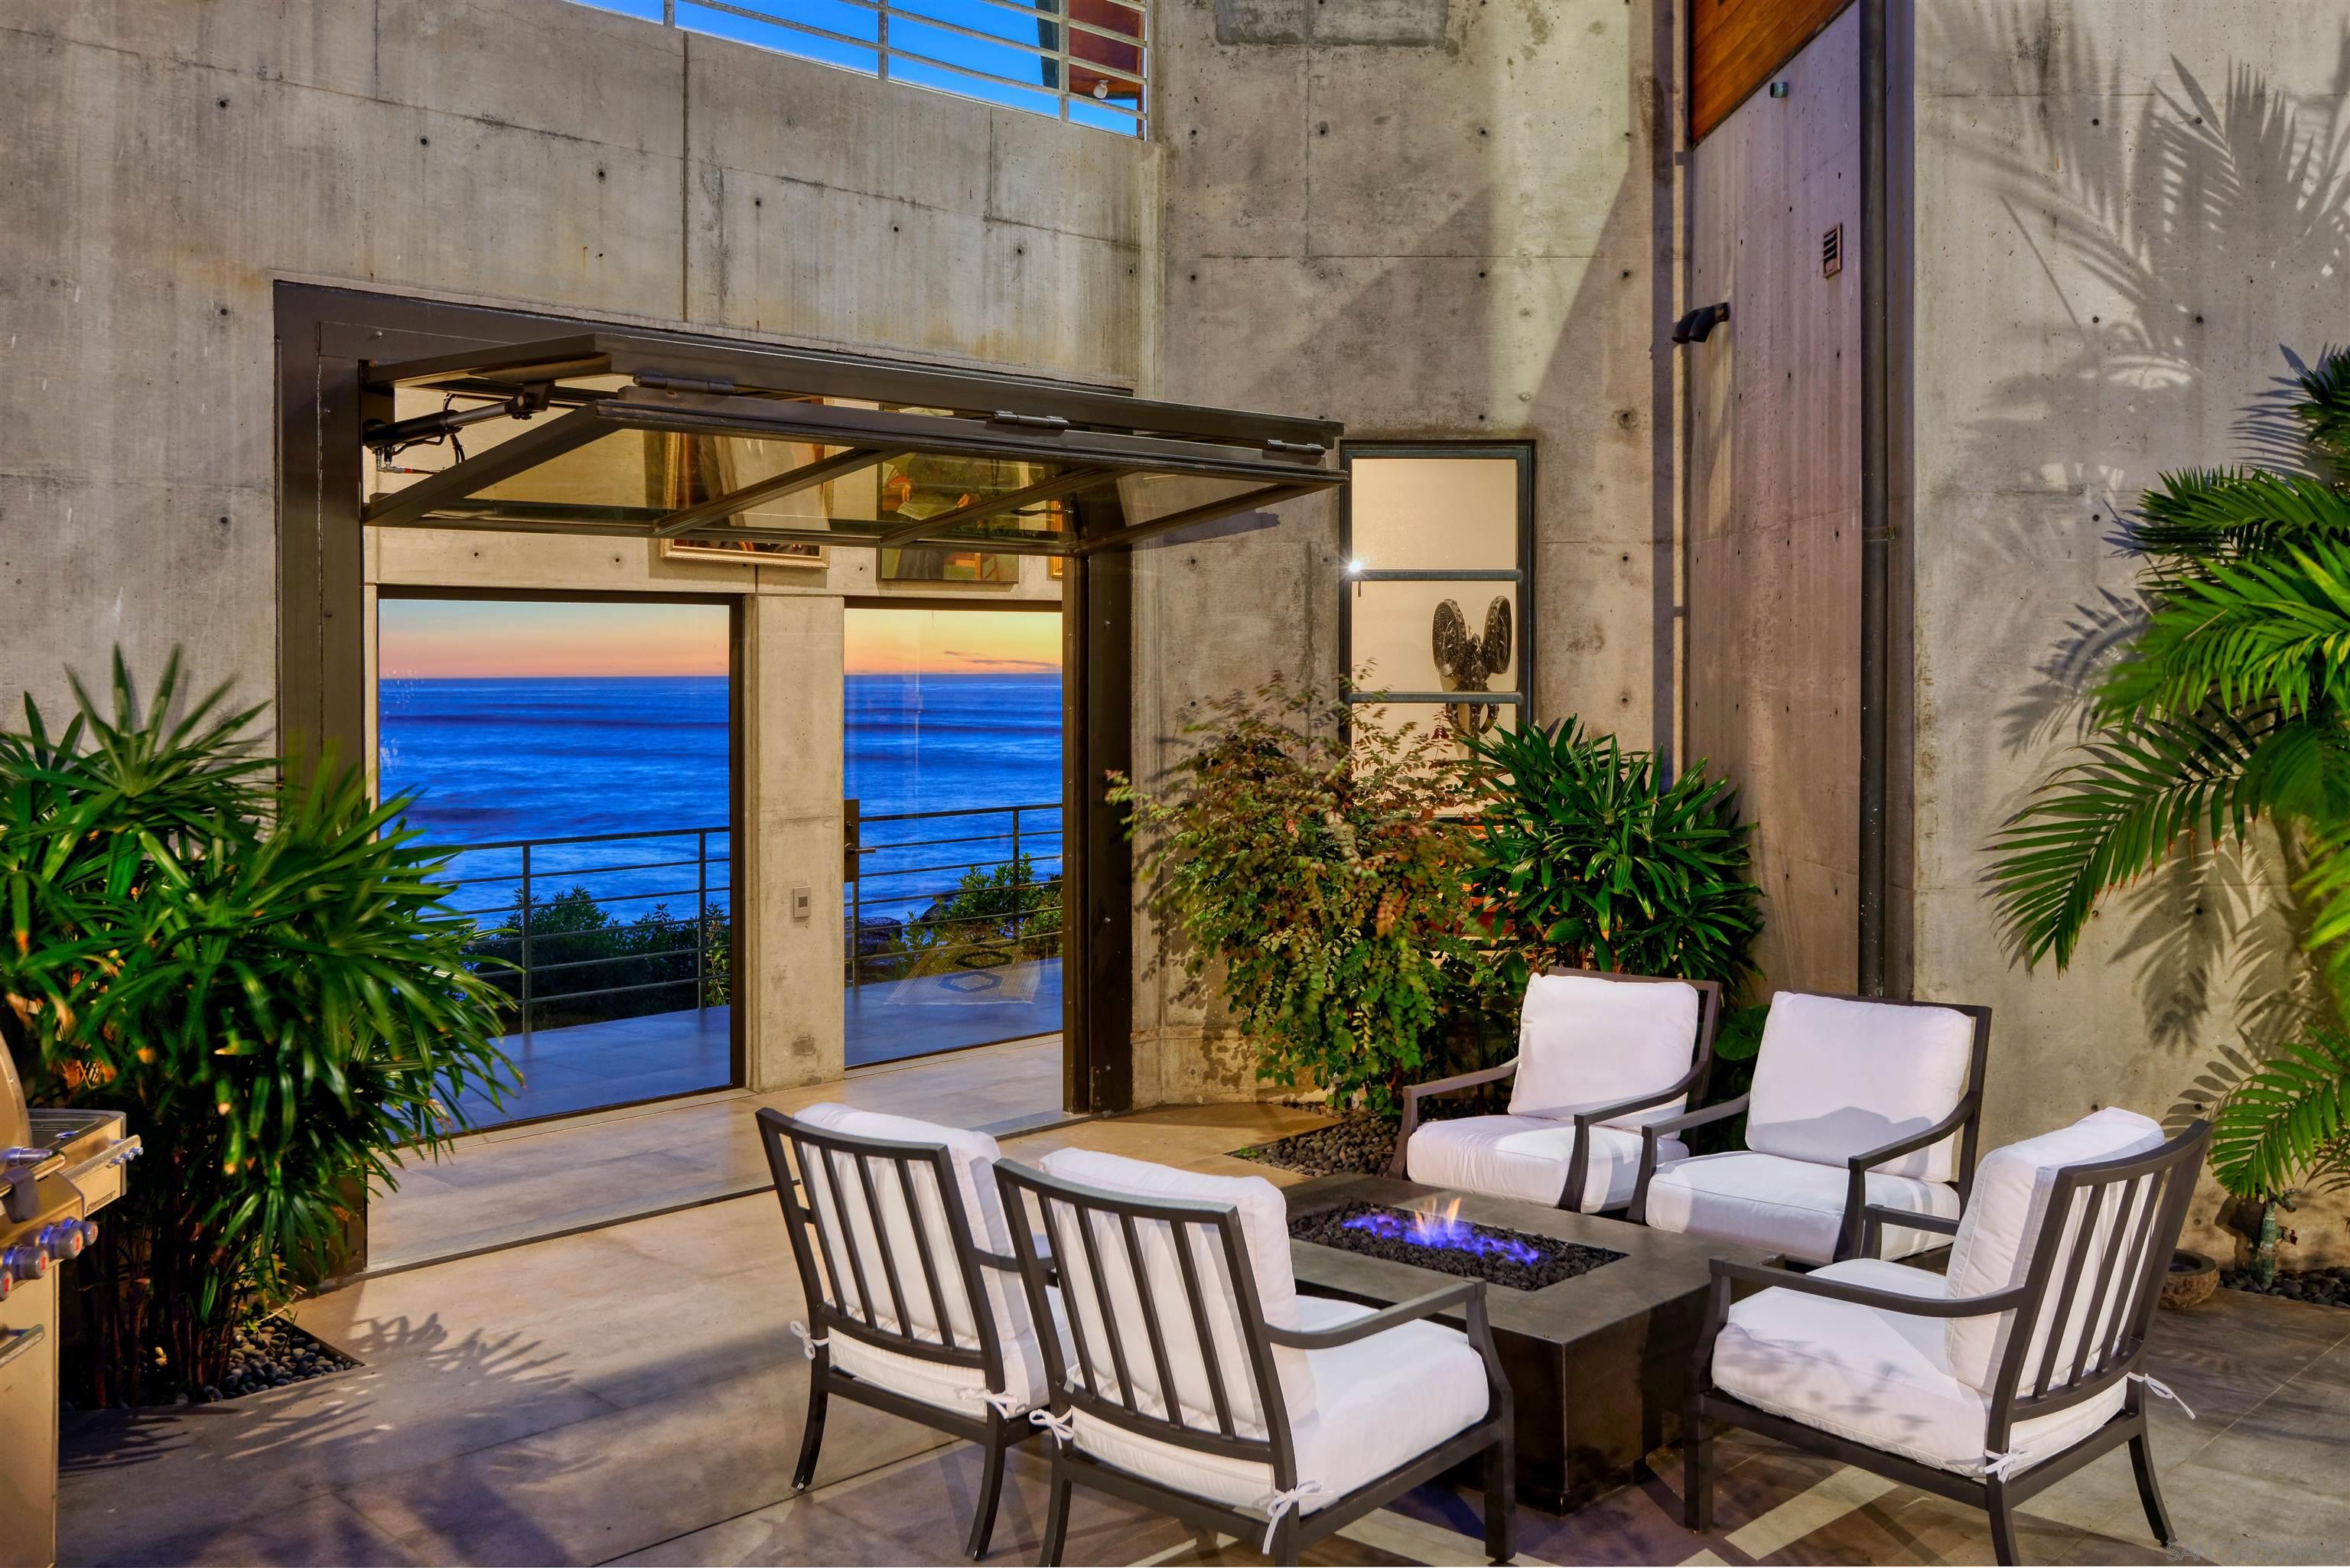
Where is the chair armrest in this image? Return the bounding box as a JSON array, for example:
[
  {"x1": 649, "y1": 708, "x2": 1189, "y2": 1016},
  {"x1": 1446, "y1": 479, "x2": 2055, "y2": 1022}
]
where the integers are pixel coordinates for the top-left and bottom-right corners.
[
  {"x1": 1627, "y1": 1094, "x2": 1749, "y2": 1224},
  {"x1": 1836, "y1": 1094, "x2": 1979, "y2": 1261},
  {"x1": 1388, "y1": 1057, "x2": 1521, "y2": 1176},
  {"x1": 1557, "y1": 1056, "x2": 1710, "y2": 1212},
  {"x1": 1265, "y1": 1280, "x2": 1483, "y2": 1348},
  {"x1": 1857, "y1": 1204, "x2": 1959, "y2": 1262},
  {"x1": 1705, "y1": 1256, "x2": 2025, "y2": 1319},
  {"x1": 975, "y1": 1247, "x2": 1058, "y2": 1286}
]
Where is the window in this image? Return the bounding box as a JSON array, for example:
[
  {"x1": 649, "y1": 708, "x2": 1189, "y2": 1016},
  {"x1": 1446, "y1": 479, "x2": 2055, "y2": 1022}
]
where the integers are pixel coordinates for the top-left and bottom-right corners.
[
  {"x1": 575, "y1": 0, "x2": 1145, "y2": 136},
  {"x1": 1339, "y1": 445, "x2": 1534, "y2": 751}
]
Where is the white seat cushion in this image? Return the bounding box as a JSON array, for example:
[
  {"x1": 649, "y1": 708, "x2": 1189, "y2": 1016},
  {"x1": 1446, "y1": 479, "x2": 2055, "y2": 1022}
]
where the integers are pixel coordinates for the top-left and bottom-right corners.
[
  {"x1": 1035, "y1": 1147, "x2": 1316, "y2": 1433},
  {"x1": 1713, "y1": 1259, "x2": 2125, "y2": 1477},
  {"x1": 1509, "y1": 971, "x2": 1704, "y2": 1129},
  {"x1": 1746, "y1": 993, "x2": 1976, "y2": 1181},
  {"x1": 1069, "y1": 1295, "x2": 1491, "y2": 1518},
  {"x1": 1943, "y1": 1108, "x2": 2168, "y2": 1391},
  {"x1": 1642, "y1": 1150, "x2": 1961, "y2": 1264},
  {"x1": 791, "y1": 1104, "x2": 1046, "y2": 1412},
  {"x1": 1406, "y1": 1114, "x2": 1690, "y2": 1209}
]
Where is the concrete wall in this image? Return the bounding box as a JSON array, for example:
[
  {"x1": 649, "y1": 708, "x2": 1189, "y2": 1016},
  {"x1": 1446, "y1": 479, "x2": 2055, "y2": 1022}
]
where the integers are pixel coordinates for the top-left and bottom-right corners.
[
  {"x1": 2, "y1": 0, "x2": 1147, "y2": 1092},
  {"x1": 1909, "y1": 0, "x2": 2350, "y2": 1262},
  {"x1": 1684, "y1": 7, "x2": 1864, "y2": 995},
  {"x1": 1131, "y1": 0, "x2": 1682, "y2": 1101}
]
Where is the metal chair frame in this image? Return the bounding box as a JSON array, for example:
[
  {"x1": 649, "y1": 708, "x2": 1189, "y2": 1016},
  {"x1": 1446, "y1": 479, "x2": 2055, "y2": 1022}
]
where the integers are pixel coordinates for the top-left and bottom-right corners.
[
  {"x1": 992, "y1": 1158, "x2": 1517, "y2": 1566},
  {"x1": 756, "y1": 1107, "x2": 1040, "y2": 1560},
  {"x1": 1627, "y1": 991, "x2": 1995, "y2": 1262},
  {"x1": 1386, "y1": 966, "x2": 1726, "y2": 1212},
  {"x1": 1681, "y1": 1119, "x2": 2211, "y2": 1566}
]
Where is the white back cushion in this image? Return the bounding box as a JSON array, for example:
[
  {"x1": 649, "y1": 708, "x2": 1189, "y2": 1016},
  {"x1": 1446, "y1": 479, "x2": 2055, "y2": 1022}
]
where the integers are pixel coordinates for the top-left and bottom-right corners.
[
  {"x1": 1037, "y1": 1147, "x2": 1313, "y2": 1436},
  {"x1": 1507, "y1": 971, "x2": 1704, "y2": 1129},
  {"x1": 1943, "y1": 1108, "x2": 2167, "y2": 1392},
  {"x1": 791, "y1": 1104, "x2": 1043, "y2": 1402},
  {"x1": 1745, "y1": 993, "x2": 1976, "y2": 1179}
]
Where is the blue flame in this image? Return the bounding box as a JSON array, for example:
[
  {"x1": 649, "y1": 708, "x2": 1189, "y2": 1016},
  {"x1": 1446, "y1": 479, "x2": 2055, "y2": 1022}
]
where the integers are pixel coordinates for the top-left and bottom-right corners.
[{"x1": 1338, "y1": 1205, "x2": 1544, "y2": 1267}]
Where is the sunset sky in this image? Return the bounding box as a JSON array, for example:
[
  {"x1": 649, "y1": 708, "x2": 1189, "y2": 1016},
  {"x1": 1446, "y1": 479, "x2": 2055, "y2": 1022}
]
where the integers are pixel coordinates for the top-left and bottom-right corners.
[{"x1": 378, "y1": 599, "x2": 1059, "y2": 678}]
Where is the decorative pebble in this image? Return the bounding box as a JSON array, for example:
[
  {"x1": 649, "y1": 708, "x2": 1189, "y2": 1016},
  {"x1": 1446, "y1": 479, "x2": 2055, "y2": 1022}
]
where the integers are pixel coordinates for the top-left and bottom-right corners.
[
  {"x1": 204, "y1": 1319, "x2": 359, "y2": 1403},
  {"x1": 2221, "y1": 1266, "x2": 2350, "y2": 1309}
]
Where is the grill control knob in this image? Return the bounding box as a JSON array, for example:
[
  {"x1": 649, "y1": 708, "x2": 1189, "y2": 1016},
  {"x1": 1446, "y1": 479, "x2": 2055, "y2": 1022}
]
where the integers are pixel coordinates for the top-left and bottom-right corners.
[
  {"x1": 0, "y1": 1242, "x2": 47, "y2": 1284},
  {"x1": 37, "y1": 1219, "x2": 92, "y2": 1260}
]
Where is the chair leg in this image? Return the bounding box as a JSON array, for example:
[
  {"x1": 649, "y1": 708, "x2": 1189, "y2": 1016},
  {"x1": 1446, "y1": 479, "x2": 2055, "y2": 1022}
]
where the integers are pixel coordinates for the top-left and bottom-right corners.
[
  {"x1": 1483, "y1": 1429, "x2": 1516, "y2": 1564},
  {"x1": 791, "y1": 1372, "x2": 829, "y2": 1492},
  {"x1": 2129, "y1": 1431, "x2": 2176, "y2": 1546},
  {"x1": 965, "y1": 1418, "x2": 1007, "y2": 1560},
  {"x1": 1681, "y1": 1414, "x2": 1714, "y2": 1533},
  {"x1": 1270, "y1": 1512, "x2": 1301, "y2": 1568},
  {"x1": 1986, "y1": 1478, "x2": 2020, "y2": 1567},
  {"x1": 1040, "y1": 1466, "x2": 1072, "y2": 1568}
]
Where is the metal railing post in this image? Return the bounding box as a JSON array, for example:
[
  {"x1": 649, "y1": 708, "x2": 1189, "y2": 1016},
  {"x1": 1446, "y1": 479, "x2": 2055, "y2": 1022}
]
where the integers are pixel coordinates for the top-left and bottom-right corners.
[
  {"x1": 1010, "y1": 803, "x2": 1023, "y2": 926},
  {"x1": 519, "y1": 841, "x2": 534, "y2": 1042},
  {"x1": 695, "y1": 827, "x2": 708, "y2": 1012}
]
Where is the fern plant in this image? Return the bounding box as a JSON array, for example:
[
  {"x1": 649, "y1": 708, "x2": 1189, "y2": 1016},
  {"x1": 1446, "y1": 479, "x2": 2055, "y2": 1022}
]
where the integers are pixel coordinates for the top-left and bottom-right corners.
[{"x1": 1987, "y1": 350, "x2": 2350, "y2": 1201}]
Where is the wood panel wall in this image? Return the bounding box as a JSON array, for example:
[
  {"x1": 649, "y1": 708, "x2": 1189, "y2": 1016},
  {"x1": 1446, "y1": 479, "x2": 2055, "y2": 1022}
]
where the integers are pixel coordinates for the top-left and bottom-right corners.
[
  {"x1": 1691, "y1": 0, "x2": 1854, "y2": 142},
  {"x1": 1684, "y1": 6, "x2": 1863, "y2": 994}
]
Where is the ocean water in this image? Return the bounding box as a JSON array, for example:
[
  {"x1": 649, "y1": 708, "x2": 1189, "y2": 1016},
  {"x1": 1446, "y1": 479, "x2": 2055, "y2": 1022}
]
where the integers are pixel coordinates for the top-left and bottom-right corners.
[{"x1": 377, "y1": 673, "x2": 1063, "y2": 922}]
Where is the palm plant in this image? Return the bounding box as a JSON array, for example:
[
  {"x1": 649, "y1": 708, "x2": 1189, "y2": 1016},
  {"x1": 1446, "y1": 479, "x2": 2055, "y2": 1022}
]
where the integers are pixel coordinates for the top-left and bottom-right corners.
[
  {"x1": 0, "y1": 652, "x2": 512, "y2": 1404},
  {"x1": 1987, "y1": 350, "x2": 2350, "y2": 1206}
]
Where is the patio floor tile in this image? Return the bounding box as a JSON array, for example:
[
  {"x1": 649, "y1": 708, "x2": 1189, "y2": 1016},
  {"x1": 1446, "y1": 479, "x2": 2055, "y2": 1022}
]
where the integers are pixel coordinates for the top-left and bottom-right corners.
[{"x1": 56, "y1": 1096, "x2": 2350, "y2": 1568}]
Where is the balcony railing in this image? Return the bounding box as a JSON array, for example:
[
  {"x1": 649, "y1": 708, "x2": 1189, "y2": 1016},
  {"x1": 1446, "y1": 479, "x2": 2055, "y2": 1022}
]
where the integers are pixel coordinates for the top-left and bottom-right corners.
[
  {"x1": 441, "y1": 825, "x2": 732, "y2": 1040},
  {"x1": 579, "y1": 0, "x2": 1146, "y2": 135},
  {"x1": 848, "y1": 800, "x2": 1063, "y2": 987},
  {"x1": 429, "y1": 802, "x2": 1061, "y2": 1036}
]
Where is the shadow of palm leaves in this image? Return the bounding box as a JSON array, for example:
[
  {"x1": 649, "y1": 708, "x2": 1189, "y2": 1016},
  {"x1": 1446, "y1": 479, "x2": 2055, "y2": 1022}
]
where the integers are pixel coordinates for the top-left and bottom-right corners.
[{"x1": 1938, "y1": 9, "x2": 2350, "y2": 1183}]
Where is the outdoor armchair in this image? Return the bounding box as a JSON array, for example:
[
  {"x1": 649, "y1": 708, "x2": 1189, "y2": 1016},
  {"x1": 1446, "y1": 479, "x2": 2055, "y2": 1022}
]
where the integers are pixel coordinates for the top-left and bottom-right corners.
[
  {"x1": 1628, "y1": 991, "x2": 1992, "y2": 1263},
  {"x1": 755, "y1": 1104, "x2": 1049, "y2": 1560},
  {"x1": 1681, "y1": 1109, "x2": 2208, "y2": 1566},
  {"x1": 994, "y1": 1148, "x2": 1515, "y2": 1567},
  {"x1": 1391, "y1": 967, "x2": 1723, "y2": 1212}
]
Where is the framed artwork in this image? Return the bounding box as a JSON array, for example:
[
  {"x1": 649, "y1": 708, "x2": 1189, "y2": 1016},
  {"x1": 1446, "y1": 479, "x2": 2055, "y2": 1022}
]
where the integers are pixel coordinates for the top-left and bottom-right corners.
[{"x1": 653, "y1": 431, "x2": 831, "y2": 568}]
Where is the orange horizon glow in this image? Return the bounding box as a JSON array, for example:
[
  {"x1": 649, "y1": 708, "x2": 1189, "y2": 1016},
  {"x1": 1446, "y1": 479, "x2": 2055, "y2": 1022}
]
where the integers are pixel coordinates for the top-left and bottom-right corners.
[
  {"x1": 379, "y1": 599, "x2": 1063, "y2": 678},
  {"x1": 845, "y1": 607, "x2": 1060, "y2": 676}
]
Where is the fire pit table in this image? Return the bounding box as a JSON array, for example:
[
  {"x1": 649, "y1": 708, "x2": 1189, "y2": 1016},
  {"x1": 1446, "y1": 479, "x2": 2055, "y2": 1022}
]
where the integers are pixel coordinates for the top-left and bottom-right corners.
[{"x1": 1283, "y1": 1172, "x2": 1777, "y2": 1514}]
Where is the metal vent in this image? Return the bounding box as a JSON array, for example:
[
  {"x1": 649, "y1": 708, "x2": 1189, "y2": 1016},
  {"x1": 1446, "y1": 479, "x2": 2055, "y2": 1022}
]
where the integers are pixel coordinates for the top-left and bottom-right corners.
[{"x1": 1822, "y1": 223, "x2": 1844, "y2": 278}]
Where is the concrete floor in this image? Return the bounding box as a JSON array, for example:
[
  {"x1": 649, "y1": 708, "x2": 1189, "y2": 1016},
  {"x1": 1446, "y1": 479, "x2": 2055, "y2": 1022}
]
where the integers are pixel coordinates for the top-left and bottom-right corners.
[
  {"x1": 454, "y1": 958, "x2": 1065, "y2": 1129},
  {"x1": 369, "y1": 1036, "x2": 1065, "y2": 1274},
  {"x1": 58, "y1": 1103, "x2": 2350, "y2": 1566}
]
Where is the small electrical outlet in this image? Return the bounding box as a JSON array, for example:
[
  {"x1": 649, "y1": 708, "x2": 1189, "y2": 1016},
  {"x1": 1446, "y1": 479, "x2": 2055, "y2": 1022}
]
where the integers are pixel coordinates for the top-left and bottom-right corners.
[{"x1": 792, "y1": 885, "x2": 812, "y2": 921}]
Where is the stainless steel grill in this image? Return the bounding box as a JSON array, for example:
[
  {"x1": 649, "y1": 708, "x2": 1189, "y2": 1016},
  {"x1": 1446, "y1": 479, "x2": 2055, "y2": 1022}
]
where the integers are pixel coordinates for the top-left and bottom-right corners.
[{"x1": 1, "y1": 1036, "x2": 138, "y2": 1568}]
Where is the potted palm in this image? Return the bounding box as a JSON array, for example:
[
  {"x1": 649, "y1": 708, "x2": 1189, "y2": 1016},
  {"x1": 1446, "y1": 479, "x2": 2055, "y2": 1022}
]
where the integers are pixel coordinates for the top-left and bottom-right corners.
[
  {"x1": 0, "y1": 652, "x2": 513, "y2": 1405},
  {"x1": 1988, "y1": 350, "x2": 2350, "y2": 1291}
]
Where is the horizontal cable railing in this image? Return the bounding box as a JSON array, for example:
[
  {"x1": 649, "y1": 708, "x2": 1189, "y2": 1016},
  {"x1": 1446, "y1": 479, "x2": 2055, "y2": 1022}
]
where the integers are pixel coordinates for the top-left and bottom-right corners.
[
  {"x1": 848, "y1": 800, "x2": 1063, "y2": 987},
  {"x1": 422, "y1": 802, "x2": 1062, "y2": 1032},
  {"x1": 578, "y1": 0, "x2": 1145, "y2": 135},
  {"x1": 437, "y1": 825, "x2": 732, "y2": 1041}
]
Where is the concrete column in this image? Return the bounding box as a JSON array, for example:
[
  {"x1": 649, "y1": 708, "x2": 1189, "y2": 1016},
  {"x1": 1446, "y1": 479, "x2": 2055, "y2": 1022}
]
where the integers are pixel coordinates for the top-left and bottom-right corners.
[{"x1": 737, "y1": 591, "x2": 846, "y2": 1091}]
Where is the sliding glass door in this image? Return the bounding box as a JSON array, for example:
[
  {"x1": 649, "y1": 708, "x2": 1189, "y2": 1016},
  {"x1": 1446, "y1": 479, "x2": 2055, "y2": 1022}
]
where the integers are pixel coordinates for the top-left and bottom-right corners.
[{"x1": 376, "y1": 594, "x2": 739, "y2": 1127}]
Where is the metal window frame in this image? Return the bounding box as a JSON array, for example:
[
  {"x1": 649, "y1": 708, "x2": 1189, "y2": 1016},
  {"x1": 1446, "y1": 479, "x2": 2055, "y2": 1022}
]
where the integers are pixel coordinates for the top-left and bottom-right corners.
[
  {"x1": 1336, "y1": 441, "x2": 1538, "y2": 722},
  {"x1": 360, "y1": 333, "x2": 1342, "y2": 558}
]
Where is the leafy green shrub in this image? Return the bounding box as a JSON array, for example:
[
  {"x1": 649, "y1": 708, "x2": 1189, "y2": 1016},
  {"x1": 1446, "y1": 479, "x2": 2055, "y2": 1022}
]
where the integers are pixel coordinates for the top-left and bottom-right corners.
[
  {"x1": 0, "y1": 653, "x2": 513, "y2": 1405},
  {"x1": 1463, "y1": 717, "x2": 1762, "y2": 994},
  {"x1": 903, "y1": 854, "x2": 1063, "y2": 969},
  {"x1": 1110, "y1": 678, "x2": 1492, "y2": 1115},
  {"x1": 1987, "y1": 350, "x2": 2350, "y2": 1202}
]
